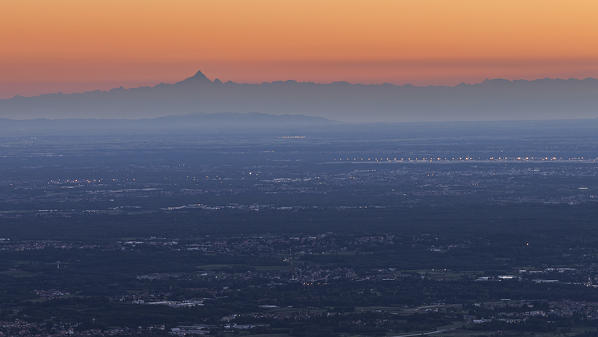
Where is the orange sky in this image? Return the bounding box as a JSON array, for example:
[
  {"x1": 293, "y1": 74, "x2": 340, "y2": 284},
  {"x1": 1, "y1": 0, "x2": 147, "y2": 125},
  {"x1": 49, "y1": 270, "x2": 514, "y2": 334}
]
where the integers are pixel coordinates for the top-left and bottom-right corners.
[{"x1": 2, "y1": 0, "x2": 598, "y2": 98}]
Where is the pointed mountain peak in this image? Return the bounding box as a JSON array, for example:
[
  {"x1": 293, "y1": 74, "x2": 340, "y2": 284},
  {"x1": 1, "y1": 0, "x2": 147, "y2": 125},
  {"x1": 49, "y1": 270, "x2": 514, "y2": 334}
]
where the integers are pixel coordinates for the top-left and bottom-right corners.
[
  {"x1": 175, "y1": 70, "x2": 212, "y2": 86},
  {"x1": 191, "y1": 70, "x2": 209, "y2": 81}
]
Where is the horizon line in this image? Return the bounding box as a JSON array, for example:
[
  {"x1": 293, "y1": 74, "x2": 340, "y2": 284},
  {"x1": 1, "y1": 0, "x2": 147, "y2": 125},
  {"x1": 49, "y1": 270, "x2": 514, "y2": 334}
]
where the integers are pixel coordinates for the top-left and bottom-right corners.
[{"x1": 3, "y1": 69, "x2": 598, "y2": 100}]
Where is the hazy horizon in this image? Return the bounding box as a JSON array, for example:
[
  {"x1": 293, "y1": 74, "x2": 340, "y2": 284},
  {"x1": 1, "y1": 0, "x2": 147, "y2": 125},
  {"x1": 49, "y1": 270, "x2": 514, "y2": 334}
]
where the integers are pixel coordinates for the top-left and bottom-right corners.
[
  {"x1": 2, "y1": 69, "x2": 598, "y2": 123},
  {"x1": 5, "y1": 69, "x2": 598, "y2": 99}
]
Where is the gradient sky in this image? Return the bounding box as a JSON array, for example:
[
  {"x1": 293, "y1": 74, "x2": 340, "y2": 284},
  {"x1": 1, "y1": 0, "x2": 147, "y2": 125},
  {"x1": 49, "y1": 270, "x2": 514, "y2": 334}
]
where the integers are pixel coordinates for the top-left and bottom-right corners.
[{"x1": 2, "y1": 0, "x2": 598, "y2": 98}]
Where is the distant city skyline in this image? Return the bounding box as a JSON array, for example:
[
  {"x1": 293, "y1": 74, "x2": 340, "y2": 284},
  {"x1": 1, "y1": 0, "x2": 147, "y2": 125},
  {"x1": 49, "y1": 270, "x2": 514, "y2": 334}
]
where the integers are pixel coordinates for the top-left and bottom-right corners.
[{"x1": 2, "y1": 0, "x2": 598, "y2": 98}]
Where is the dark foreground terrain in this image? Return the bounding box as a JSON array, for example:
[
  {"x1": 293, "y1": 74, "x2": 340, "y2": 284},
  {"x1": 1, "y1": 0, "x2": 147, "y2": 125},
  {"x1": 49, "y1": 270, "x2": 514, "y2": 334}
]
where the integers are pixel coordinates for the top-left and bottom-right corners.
[{"x1": 1, "y1": 119, "x2": 598, "y2": 336}]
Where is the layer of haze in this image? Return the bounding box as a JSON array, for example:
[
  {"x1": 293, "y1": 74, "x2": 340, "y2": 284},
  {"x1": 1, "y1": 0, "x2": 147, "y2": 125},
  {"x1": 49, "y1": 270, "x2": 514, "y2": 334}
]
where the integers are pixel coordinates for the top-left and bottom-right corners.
[{"x1": 2, "y1": 0, "x2": 598, "y2": 98}]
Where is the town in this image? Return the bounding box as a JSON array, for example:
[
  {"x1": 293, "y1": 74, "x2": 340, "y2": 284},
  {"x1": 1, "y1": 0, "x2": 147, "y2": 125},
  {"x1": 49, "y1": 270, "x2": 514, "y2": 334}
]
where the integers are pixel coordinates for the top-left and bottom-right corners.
[{"x1": 1, "y1": 125, "x2": 598, "y2": 336}]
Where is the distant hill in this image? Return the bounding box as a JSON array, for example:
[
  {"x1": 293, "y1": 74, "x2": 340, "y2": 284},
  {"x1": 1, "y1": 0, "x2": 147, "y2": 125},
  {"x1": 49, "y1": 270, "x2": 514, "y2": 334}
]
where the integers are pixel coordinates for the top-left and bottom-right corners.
[
  {"x1": 3, "y1": 113, "x2": 598, "y2": 139},
  {"x1": 0, "y1": 112, "x2": 335, "y2": 135},
  {"x1": 1, "y1": 70, "x2": 598, "y2": 122}
]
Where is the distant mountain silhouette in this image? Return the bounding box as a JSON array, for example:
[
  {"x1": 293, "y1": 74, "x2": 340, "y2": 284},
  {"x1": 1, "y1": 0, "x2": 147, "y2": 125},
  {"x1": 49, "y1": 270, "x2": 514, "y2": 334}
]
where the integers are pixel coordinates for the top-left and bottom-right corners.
[
  {"x1": 0, "y1": 112, "x2": 335, "y2": 135},
  {"x1": 174, "y1": 70, "x2": 213, "y2": 86},
  {"x1": 1, "y1": 70, "x2": 598, "y2": 122}
]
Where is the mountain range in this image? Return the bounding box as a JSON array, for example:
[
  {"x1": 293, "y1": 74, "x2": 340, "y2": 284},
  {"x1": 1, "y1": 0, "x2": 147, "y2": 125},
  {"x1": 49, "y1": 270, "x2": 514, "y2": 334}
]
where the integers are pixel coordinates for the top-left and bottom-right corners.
[{"x1": 1, "y1": 70, "x2": 598, "y2": 122}]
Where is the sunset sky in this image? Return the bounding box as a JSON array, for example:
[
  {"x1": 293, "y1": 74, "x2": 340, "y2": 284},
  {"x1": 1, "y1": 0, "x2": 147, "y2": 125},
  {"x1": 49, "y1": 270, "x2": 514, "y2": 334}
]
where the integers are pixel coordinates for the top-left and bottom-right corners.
[{"x1": 2, "y1": 0, "x2": 598, "y2": 98}]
